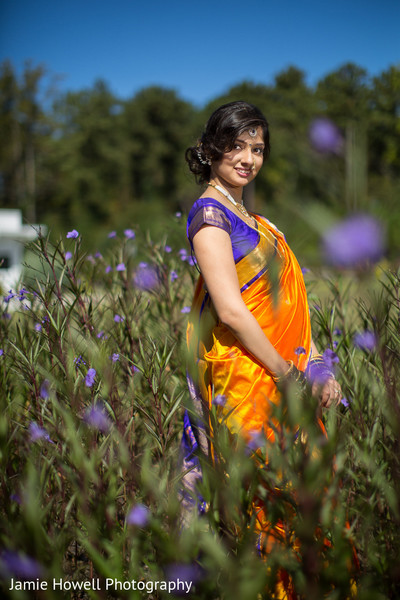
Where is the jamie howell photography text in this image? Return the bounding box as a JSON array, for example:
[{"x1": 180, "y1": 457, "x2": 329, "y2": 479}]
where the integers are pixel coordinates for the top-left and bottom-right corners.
[{"x1": 8, "y1": 577, "x2": 194, "y2": 594}]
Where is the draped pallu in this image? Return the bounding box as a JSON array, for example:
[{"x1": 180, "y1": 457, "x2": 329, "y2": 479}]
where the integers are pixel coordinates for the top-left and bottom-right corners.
[{"x1": 186, "y1": 213, "x2": 311, "y2": 444}]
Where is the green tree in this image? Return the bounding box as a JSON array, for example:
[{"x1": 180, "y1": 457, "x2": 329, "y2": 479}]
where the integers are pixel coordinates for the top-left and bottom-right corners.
[
  {"x1": 369, "y1": 65, "x2": 400, "y2": 179},
  {"x1": 0, "y1": 60, "x2": 50, "y2": 222},
  {"x1": 46, "y1": 79, "x2": 129, "y2": 234},
  {"x1": 122, "y1": 86, "x2": 197, "y2": 210},
  {"x1": 316, "y1": 64, "x2": 371, "y2": 210}
]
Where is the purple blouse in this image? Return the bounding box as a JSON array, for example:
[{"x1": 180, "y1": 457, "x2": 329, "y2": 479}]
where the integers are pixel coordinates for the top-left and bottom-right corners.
[{"x1": 187, "y1": 198, "x2": 260, "y2": 263}]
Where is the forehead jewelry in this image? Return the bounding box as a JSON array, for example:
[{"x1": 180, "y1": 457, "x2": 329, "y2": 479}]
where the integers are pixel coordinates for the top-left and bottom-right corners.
[{"x1": 248, "y1": 128, "x2": 257, "y2": 137}]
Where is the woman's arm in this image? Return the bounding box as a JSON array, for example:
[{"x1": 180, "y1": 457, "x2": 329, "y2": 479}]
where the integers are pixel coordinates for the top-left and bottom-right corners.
[{"x1": 192, "y1": 224, "x2": 289, "y2": 378}]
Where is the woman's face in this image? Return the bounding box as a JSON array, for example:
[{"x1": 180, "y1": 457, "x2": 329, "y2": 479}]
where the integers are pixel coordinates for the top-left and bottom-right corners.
[{"x1": 210, "y1": 127, "x2": 265, "y2": 190}]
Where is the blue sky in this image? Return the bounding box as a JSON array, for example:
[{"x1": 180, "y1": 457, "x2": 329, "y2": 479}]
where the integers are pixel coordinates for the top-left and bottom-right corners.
[{"x1": 1, "y1": 0, "x2": 399, "y2": 106}]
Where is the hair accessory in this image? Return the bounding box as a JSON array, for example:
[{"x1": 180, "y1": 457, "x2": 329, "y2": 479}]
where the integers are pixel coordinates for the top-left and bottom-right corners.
[
  {"x1": 248, "y1": 128, "x2": 257, "y2": 137},
  {"x1": 207, "y1": 183, "x2": 250, "y2": 218},
  {"x1": 196, "y1": 148, "x2": 211, "y2": 166}
]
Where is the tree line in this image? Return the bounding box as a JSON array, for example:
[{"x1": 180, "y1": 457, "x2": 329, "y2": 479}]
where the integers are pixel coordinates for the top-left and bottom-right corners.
[{"x1": 0, "y1": 60, "x2": 399, "y2": 255}]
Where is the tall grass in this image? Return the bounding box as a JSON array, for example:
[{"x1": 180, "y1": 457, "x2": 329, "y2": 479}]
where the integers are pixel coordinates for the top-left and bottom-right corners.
[{"x1": 0, "y1": 223, "x2": 399, "y2": 599}]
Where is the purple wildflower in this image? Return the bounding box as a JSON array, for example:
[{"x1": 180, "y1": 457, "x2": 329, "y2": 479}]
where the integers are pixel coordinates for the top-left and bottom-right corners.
[
  {"x1": 114, "y1": 314, "x2": 124, "y2": 323},
  {"x1": 110, "y1": 353, "x2": 120, "y2": 362},
  {"x1": 165, "y1": 563, "x2": 201, "y2": 594},
  {"x1": 124, "y1": 229, "x2": 136, "y2": 239},
  {"x1": 306, "y1": 353, "x2": 336, "y2": 385},
  {"x1": 74, "y1": 355, "x2": 86, "y2": 368},
  {"x1": 66, "y1": 229, "x2": 79, "y2": 239},
  {"x1": 10, "y1": 493, "x2": 22, "y2": 504},
  {"x1": 131, "y1": 365, "x2": 140, "y2": 374},
  {"x1": 187, "y1": 256, "x2": 196, "y2": 266},
  {"x1": 247, "y1": 429, "x2": 265, "y2": 452},
  {"x1": 309, "y1": 118, "x2": 343, "y2": 154},
  {"x1": 213, "y1": 394, "x2": 227, "y2": 407},
  {"x1": 322, "y1": 214, "x2": 385, "y2": 268},
  {"x1": 108, "y1": 231, "x2": 117, "y2": 238},
  {"x1": 179, "y1": 249, "x2": 188, "y2": 261},
  {"x1": 322, "y1": 348, "x2": 339, "y2": 369},
  {"x1": 105, "y1": 265, "x2": 112, "y2": 274},
  {"x1": 85, "y1": 368, "x2": 96, "y2": 388},
  {"x1": 302, "y1": 267, "x2": 310, "y2": 274},
  {"x1": 0, "y1": 349, "x2": 4, "y2": 356},
  {"x1": 353, "y1": 330, "x2": 378, "y2": 352},
  {"x1": 40, "y1": 379, "x2": 50, "y2": 399},
  {"x1": 0, "y1": 550, "x2": 43, "y2": 579},
  {"x1": 29, "y1": 422, "x2": 53, "y2": 444},
  {"x1": 65, "y1": 251, "x2": 72, "y2": 260},
  {"x1": 18, "y1": 288, "x2": 29, "y2": 301},
  {"x1": 333, "y1": 328, "x2": 342, "y2": 336},
  {"x1": 116, "y1": 263, "x2": 126, "y2": 272},
  {"x1": 95, "y1": 251, "x2": 103, "y2": 259},
  {"x1": 295, "y1": 346, "x2": 306, "y2": 355},
  {"x1": 165, "y1": 245, "x2": 172, "y2": 253},
  {"x1": 175, "y1": 211, "x2": 182, "y2": 218},
  {"x1": 341, "y1": 397, "x2": 350, "y2": 408},
  {"x1": 133, "y1": 264, "x2": 160, "y2": 291},
  {"x1": 4, "y1": 290, "x2": 15, "y2": 302},
  {"x1": 170, "y1": 270, "x2": 178, "y2": 282},
  {"x1": 181, "y1": 306, "x2": 191, "y2": 314},
  {"x1": 97, "y1": 330, "x2": 104, "y2": 339},
  {"x1": 126, "y1": 504, "x2": 150, "y2": 527},
  {"x1": 84, "y1": 404, "x2": 111, "y2": 433}
]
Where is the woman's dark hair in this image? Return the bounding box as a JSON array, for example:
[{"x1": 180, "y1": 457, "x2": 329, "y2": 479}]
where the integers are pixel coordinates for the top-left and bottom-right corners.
[{"x1": 185, "y1": 101, "x2": 270, "y2": 184}]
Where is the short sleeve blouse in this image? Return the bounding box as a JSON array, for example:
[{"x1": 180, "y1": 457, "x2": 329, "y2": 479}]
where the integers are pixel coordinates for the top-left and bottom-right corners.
[{"x1": 187, "y1": 197, "x2": 260, "y2": 263}]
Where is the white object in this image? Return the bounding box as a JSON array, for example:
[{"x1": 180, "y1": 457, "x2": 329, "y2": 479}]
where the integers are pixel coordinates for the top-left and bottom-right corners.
[{"x1": 0, "y1": 209, "x2": 46, "y2": 292}]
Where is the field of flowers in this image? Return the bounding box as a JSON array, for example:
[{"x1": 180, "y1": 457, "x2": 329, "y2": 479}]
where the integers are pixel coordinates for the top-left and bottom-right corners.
[{"x1": 0, "y1": 215, "x2": 399, "y2": 599}]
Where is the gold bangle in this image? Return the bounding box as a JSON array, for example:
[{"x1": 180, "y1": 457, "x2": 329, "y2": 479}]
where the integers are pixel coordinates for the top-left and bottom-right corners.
[{"x1": 272, "y1": 360, "x2": 294, "y2": 383}]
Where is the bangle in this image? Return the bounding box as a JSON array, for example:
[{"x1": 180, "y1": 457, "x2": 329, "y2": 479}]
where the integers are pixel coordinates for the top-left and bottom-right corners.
[
  {"x1": 272, "y1": 360, "x2": 305, "y2": 384},
  {"x1": 306, "y1": 354, "x2": 336, "y2": 384},
  {"x1": 272, "y1": 360, "x2": 293, "y2": 383}
]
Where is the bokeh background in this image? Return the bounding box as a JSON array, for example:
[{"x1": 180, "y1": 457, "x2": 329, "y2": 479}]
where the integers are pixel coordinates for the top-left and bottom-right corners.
[
  {"x1": 1, "y1": 3, "x2": 400, "y2": 598},
  {"x1": 1, "y1": 0, "x2": 399, "y2": 260}
]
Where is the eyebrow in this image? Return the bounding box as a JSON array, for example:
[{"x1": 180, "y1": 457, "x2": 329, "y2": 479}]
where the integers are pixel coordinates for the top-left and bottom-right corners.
[{"x1": 236, "y1": 138, "x2": 265, "y2": 146}]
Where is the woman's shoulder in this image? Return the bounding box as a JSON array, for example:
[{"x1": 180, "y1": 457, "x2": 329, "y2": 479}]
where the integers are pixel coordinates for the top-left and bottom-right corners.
[
  {"x1": 187, "y1": 197, "x2": 234, "y2": 243},
  {"x1": 188, "y1": 196, "x2": 232, "y2": 221}
]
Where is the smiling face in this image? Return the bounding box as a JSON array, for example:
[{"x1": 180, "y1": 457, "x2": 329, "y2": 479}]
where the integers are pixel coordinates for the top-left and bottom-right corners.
[{"x1": 209, "y1": 127, "x2": 265, "y2": 194}]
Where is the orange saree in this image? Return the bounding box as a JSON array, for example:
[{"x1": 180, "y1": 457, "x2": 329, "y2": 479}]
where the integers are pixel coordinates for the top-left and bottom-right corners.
[
  {"x1": 185, "y1": 210, "x2": 311, "y2": 443},
  {"x1": 180, "y1": 200, "x2": 356, "y2": 598}
]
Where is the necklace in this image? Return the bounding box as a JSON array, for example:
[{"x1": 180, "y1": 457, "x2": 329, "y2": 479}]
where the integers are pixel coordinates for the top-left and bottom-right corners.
[{"x1": 208, "y1": 183, "x2": 250, "y2": 218}]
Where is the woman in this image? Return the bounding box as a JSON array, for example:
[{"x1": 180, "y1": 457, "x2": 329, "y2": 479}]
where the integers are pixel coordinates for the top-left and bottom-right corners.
[{"x1": 180, "y1": 101, "x2": 341, "y2": 585}]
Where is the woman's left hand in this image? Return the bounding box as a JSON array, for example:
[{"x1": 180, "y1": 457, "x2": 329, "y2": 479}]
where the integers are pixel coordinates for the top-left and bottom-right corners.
[{"x1": 312, "y1": 377, "x2": 342, "y2": 408}]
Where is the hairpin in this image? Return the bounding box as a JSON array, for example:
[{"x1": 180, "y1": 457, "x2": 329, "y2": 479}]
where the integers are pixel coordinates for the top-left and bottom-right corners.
[{"x1": 196, "y1": 149, "x2": 211, "y2": 166}]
